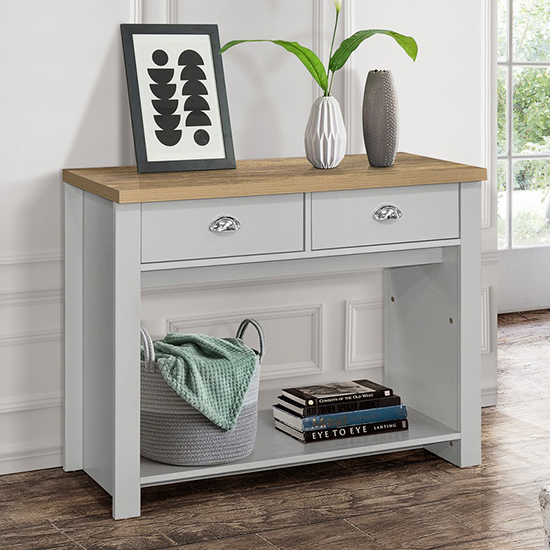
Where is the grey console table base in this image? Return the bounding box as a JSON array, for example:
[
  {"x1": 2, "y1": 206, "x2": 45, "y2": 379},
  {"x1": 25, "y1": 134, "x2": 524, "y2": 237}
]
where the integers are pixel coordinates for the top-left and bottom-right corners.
[{"x1": 63, "y1": 154, "x2": 485, "y2": 519}]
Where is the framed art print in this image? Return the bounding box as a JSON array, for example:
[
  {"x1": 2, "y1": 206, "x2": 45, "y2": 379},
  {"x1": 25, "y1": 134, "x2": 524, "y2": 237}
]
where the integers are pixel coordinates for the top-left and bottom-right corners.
[{"x1": 121, "y1": 24, "x2": 236, "y2": 173}]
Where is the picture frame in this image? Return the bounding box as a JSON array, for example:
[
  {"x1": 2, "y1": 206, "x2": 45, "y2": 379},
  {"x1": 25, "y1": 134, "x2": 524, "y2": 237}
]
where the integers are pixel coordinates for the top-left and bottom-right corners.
[{"x1": 121, "y1": 24, "x2": 236, "y2": 173}]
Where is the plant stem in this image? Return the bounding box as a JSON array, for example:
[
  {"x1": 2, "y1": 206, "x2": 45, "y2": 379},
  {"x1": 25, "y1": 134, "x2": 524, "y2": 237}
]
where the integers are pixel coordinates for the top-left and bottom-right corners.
[
  {"x1": 325, "y1": 8, "x2": 340, "y2": 96},
  {"x1": 327, "y1": 71, "x2": 335, "y2": 97}
]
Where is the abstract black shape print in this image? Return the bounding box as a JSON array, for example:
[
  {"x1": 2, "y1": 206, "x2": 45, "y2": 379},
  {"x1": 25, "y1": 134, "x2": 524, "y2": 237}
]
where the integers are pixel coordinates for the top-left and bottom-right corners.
[
  {"x1": 182, "y1": 80, "x2": 208, "y2": 96},
  {"x1": 121, "y1": 23, "x2": 236, "y2": 172},
  {"x1": 179, "y1": 49, "x2": 211, "y2": 146},
  {"x1": 193, "y1": 129, "x2": 210, "y2": 146},
  {"x1": 151, "y1": 99, "x2": 178, "y2": 116},
  {"x1": 178, "y1": 49, "x2": 205, "y2": 65},
  {"x1": 149, "y1": 49, "x2": 181, "y2": 146},
  {"x1": 180, "y1": 65, "x2": 208, "y2": 81},
  {"x1": 184, "y1": 96, "x2": 210, "y2": 111}
]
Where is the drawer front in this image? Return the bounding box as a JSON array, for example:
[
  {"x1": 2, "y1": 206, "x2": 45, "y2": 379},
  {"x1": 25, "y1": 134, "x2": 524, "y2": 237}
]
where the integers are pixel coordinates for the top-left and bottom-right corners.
[
  {"x1": 141, "y1": 194, "x2": 304, "y2": 263},
  {"x1": 312, "y1": 184, "x2": 459, "y2": 250}
]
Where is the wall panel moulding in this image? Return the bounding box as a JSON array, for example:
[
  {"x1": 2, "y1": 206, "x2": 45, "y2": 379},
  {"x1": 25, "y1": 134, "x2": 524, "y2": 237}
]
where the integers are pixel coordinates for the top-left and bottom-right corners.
[
  {"x1": 0, "y1": 392, "x2": 62, "y2": 415},
  {"x1": 166, "y1": 304, "x2": 323, "y2": 380},
  {"x1": 345, "y1": 299, "x2": 384, "y2": 371},
  {"x1": 481, "y1": 286, "x2": 491, "y2": 355},
  {"x1": 0, "y1": 329, "x2": 61, "y2": 348}
]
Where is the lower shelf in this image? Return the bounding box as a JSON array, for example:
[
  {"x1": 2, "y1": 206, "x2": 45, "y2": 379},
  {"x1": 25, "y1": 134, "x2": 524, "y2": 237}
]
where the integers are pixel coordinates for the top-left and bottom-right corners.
[{"x1": 140, "y1": 407, "x2": 460, "y2": 488}]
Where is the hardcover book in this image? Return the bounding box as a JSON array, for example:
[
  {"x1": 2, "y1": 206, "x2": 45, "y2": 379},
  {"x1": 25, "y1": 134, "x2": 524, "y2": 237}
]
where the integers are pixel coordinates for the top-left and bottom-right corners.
[
  {"x1": 277, "y1": 394, "x2": 401, "y2": 417},
  {"x1": 281, "y1": 379, "x2": 392, "y2": 406},
  {"x1": 273, "y1": 403, "x2": 407, "y2": 432},
  {"x1": 274, "y1": 418, "x2": 409, "y2": 443}
]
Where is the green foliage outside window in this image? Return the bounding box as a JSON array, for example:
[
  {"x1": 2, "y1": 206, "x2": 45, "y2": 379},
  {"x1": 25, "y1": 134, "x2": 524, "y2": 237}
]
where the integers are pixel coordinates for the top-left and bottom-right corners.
[
  {"x1": 498, "y1": 0, "x2": 550, "y2": 247},
  {"x1": 497, "y1": 1, "x2": 550, "y2": 183},
  {"x1": 513, "y1": 0, "x2": 550, "y2": 62},
  {"x1": 513, "y1": 69, "x2": 550, "y2": 158}
]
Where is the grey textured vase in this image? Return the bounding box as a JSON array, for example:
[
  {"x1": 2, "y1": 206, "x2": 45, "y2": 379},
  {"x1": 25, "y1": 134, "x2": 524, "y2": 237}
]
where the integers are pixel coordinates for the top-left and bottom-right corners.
[
  {"x1": 304, "y1": 96, "x2": 346, "y2": 169},
  {"x1": 362, "y1": 70, "x2": 399, "y2": 167}
]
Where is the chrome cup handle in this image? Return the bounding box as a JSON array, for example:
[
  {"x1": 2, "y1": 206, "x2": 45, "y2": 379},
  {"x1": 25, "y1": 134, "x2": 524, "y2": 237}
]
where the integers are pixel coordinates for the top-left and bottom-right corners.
[
  {"x1": 209, "y1": 215, "x2": 241, "y2": 233},
  {"x1": 373, "y1": 204, "x2": 403, "y2": 221}
]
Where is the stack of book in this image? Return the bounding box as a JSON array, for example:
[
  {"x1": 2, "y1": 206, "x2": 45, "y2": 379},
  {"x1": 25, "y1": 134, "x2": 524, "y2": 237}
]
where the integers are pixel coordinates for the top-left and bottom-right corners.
[{"x1": 273, "y1": 379, "x2": 408, "y2": 443}]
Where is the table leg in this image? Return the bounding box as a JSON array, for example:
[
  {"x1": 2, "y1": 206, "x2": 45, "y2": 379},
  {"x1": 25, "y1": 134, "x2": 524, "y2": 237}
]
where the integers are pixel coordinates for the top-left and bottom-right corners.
[
  {"x1": 63, "y1": 184, "x2": 84, "y2": 471},
  {"x1": 81, "y1": 194, "x2": 141, "y2": 519}
]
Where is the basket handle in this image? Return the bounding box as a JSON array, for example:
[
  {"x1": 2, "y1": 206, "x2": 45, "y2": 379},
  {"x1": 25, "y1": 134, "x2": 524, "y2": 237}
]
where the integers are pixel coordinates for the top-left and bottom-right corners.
[
  {"x1": 140, "y1": 326, "x2": 155, "y2": 365},
  {"x1": 236, "y1": 318, "x2": 265, "y2": 364}
]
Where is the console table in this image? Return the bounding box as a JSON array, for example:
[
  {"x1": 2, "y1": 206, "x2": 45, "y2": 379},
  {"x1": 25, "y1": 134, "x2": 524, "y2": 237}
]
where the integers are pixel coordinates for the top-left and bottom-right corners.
[{"x1": 62, "y1": 153, "x2": 487, "y2": 519}]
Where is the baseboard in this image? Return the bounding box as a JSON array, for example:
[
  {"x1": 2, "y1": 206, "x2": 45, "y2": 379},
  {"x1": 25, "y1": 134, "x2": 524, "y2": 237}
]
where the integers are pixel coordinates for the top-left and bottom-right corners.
[
  {"x1": 0, "y1": 441, "x2": 62, "y2": 476},
  {"x1": 481, "y1": 386, "x2": 498, "y2": 407}
]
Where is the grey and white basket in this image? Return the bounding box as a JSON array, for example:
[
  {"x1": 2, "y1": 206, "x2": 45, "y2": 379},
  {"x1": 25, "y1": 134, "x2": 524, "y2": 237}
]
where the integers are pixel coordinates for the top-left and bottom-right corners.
[{"x1": 140, "y1": 319, "x2": 265, "y2": 466}]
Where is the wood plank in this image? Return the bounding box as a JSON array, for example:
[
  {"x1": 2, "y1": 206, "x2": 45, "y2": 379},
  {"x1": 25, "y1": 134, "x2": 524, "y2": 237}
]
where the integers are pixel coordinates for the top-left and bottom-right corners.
[
  {"x1": 62, "y1": 153, "x2": 488, "y2": 204},
  {"x1": 258, "y1": 519, "x2": 381, "y2": 550},
  {"x1": 0, "y1": 311, "x2": 547, "y2": 547}
]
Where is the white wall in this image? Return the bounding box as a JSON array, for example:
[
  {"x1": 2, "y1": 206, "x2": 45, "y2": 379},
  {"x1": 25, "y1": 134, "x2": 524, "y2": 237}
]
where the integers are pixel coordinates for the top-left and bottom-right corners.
[
  {"x1": 177, "y1": 0, "x2": 317, "y2": 159},
  {"x1": 0, "y1": 0, "x2": 495, "y2": 475},
  {"x1": 0, "y1": 0, "x2": 136, "y2": 474},
  {"x1": 345, "y1": 0, "x2": 498, "y2": 404},
  {"x1": 345, "y1": 0, "x2": 485, "y2": 165}
]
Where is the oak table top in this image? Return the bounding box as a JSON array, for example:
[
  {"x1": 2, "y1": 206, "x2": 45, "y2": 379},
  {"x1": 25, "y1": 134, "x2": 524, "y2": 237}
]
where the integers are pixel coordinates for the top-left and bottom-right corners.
[{"x1": 62, "y1": 152, "x2": 487, "y2": 204}]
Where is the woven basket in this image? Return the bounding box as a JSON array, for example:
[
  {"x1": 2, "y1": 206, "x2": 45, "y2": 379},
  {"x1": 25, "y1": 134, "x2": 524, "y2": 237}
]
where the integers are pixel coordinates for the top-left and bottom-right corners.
[{"x1": 140, "y1": 319, "x2": 264, "y2": 466}]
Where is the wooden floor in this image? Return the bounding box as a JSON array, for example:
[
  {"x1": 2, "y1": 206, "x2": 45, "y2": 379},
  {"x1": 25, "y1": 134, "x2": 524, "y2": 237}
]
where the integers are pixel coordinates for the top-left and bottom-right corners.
[{"x1": 1, "y1": 311, "x2": 549, "y2": 549}]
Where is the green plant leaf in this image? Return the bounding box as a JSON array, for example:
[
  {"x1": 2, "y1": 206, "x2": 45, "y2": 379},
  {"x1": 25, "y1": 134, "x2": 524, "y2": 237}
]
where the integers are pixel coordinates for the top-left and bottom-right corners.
[
  {"x1": 329, "y1": 30, "x2": 418, "y2": 73},
  {"x1": 220, "y1": 39, "x2": 328, "y2": 94}
]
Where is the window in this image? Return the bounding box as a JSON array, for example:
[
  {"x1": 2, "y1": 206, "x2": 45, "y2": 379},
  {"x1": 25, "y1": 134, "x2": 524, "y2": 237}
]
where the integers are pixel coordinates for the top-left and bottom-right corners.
[{"x1": 498, "y1": 0, "x2": 550, "y2": 249}]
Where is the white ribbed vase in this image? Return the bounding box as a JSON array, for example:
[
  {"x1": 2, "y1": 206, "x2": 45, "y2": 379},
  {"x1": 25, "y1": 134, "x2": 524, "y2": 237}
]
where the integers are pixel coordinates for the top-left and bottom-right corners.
[{"x1": 304, "y1": 96, "x2": 346, "y2": 169}]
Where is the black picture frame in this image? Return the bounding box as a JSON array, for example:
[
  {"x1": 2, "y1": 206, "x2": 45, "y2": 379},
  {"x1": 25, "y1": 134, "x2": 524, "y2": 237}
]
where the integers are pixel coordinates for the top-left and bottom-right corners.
[{"x1": 121, "y1": 24, "x2": 236, "y2": 173}]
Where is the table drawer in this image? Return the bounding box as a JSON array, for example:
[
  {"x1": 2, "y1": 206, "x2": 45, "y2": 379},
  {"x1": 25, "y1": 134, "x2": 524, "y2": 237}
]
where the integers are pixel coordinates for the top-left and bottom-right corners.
[
  {"x1": 312, "y1": 184, "x2": 459, "y2": 250},
  {"x1": 141, "y1": 194, "x2": 304, "y2": 263}
]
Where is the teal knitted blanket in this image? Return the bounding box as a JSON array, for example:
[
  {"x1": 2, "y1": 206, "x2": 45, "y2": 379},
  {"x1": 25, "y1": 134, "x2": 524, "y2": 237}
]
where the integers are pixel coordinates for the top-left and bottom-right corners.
[{"x1": 147, "y1": 333, "x2": 257, "y2": 430}]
